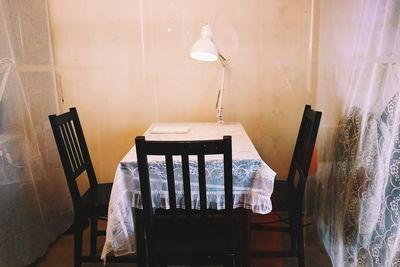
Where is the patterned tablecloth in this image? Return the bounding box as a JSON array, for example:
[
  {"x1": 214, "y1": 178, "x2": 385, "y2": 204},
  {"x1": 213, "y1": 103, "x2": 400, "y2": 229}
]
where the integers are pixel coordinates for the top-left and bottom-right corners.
[{"x1": 101, "y1": 122, "x2": 276, "y2": 259}]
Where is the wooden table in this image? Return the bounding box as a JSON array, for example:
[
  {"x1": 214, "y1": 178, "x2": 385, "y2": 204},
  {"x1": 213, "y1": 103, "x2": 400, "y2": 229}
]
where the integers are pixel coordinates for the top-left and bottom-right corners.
[{"x1": 101, "y1": 122, "x2": 276, "y2": 264}]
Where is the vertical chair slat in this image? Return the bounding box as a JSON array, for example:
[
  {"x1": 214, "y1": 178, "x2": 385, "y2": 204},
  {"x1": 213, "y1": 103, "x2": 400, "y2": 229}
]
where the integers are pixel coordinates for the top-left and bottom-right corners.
[
  {"x1": 66, "y1": 121, "x2": 83, "y2": 168},
  {"x1": 135, "y1": 137, "x2": 153, "y2": 221},
  {"x1": 181, "y1": 154, "x2": 191, "y2": 210},
  {"x1": 68, "y1": 121, "x2": 85, "y2": 166},
  {"x1": 223, "y1": 136, "x2": 233, "y2": 213},
  {"x1": 63, "y1": 123, "x2": 79, "y2": 170},
  {"x1": 60, "y1": 123, "x2": 78, "y2": 172},
  {"x1": 198, "y1": 153, "x2": 207, "y2": 211},
  {"x1": 165, "y1": 154, "x2": 177, "y2": 210}
]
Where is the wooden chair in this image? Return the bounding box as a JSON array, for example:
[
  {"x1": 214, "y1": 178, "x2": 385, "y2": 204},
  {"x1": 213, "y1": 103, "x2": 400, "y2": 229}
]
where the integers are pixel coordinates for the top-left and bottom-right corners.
[
  {"x1": 250, "y1": 105, "x2": 322, "y2": 267},
  {"x1": 135, "y1": 135, "x2": 238, "y2": 266},
  {"x1": 49, "y1": 107, "x2": 137, "y2": 267}
]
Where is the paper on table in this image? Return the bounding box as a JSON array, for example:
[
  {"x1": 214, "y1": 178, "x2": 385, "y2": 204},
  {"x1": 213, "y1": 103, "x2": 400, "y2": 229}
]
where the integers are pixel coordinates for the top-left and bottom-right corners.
[{"x1": 150, "y1": 126, "x2": 190, "y2": 134}]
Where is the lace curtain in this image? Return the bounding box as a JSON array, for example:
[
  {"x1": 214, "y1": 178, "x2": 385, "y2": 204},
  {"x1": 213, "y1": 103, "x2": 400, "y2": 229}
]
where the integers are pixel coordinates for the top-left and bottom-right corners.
[
  {"x1": 315, "y1": 0, "x2": 400, "y2": 266},
  {"x1": 0, "y1": 0, "x2": 73, "y2": 266}
]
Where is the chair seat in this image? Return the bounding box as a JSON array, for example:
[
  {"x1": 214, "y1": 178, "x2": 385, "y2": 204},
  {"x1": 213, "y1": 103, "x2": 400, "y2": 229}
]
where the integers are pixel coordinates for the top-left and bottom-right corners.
[{"x1": 81, "y1": 183, "x2": 113, "y2": 217}]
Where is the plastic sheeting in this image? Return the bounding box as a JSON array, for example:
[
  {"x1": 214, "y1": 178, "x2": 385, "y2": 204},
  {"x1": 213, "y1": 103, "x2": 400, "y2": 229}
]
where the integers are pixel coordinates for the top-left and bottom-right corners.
[
  {"x1": 0, "y1": 0, "x2": 73, "y2": 266},
  {"x1": 47, "y1": 0, "x2": 314, "y2": 184},
  {"x1": 315, "y1": 0, "x2": 400, "y2": 266}
]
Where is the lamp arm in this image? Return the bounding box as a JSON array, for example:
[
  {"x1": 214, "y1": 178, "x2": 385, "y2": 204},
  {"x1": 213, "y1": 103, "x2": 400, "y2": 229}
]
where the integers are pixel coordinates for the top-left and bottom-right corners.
[
  {"x1": 218, "y1": 53, "x2": 227, "y2": 67},
  {"x1": 216, "y1": 65, "x2": 226, "y2": 124}
]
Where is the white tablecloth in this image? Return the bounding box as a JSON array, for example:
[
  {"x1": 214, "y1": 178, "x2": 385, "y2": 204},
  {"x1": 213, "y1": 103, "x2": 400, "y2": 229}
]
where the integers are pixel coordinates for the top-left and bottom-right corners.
[{"x1": 101, "y1": 122, "x2": 276, "y2": 259}]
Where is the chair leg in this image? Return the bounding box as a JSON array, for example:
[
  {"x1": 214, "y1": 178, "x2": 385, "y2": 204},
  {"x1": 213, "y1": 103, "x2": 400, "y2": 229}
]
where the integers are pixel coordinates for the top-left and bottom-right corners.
[
  {"x1": 74, "y1": 227, "x2": 83, "y2": 267},
  {"x1": 237, "y1": 208, "x2": 250, "y2": 267},
  {"x1": 296, "y1": 218, "x2": 305, "y2": 267},
  {"x1": 90, "y1": 217, "x2": 98, "y2": 255},
  {"x1": 288, "y1": 209, "x2": 297, "y2": 252},
  {"x1": 242, "y1": 209, "x2": 251, "y2": 267},
  {"x1": 135, "y1": 209, "x2": 148, "y2": 267},
  {"x1": 225, "y1": 257, "x2": 235, "y2": 267},
  {"x1": 148, "y1": 254, "x2": 157, "y2": 267}
]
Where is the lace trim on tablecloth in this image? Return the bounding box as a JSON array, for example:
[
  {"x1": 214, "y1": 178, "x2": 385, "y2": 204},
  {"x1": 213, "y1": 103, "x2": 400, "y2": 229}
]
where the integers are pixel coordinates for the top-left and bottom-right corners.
[{"x1": 101, "y1": 159, "x2": 275, "y2": 260}]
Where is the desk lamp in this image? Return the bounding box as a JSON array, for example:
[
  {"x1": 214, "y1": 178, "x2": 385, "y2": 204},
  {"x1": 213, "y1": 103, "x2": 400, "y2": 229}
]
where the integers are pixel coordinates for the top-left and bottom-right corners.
[{"x1": 190, "y1": 24, "x2": 227, "y2": 124}]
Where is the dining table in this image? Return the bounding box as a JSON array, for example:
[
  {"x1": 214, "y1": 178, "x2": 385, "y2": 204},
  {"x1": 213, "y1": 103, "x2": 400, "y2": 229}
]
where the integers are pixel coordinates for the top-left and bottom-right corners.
[{"x1": 101, "y1": 122, "x2": 277, "y2": 261}]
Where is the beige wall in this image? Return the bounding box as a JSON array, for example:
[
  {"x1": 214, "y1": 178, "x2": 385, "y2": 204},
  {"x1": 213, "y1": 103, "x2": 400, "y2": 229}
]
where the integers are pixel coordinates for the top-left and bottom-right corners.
[{"x1": 47, "y1": 0, "x2": 314, "y2": 182}]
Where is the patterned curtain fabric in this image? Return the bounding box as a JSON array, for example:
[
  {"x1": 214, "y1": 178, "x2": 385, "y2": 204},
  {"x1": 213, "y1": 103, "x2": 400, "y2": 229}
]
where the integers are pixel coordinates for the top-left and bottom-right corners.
[
  {"x1": 315, "y1": 0, "x2": 400, "y2": 266},
  {"x1": 0, "y1": 1, "x2": 73, "y2": 266}
]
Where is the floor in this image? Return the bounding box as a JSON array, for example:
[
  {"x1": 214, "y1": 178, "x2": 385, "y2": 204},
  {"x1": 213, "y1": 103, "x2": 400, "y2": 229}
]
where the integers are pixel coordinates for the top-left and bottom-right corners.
[
  {"x1": 250, "y1": 214, "x2": 332, "y2": 267},
  {"x1": 32, "y1": 215, "x2": 332, "y2": 267}
]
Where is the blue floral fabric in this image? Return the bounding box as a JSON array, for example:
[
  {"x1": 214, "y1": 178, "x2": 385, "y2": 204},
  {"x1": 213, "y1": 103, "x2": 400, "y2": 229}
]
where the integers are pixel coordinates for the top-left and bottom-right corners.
[{"x1": 120, "y1": 158, "x2": 273, "y2": 212}]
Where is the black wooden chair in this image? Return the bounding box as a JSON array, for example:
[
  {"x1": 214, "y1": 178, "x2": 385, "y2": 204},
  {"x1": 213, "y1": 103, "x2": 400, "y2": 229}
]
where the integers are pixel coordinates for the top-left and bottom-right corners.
[
  {"x1": 49, "y1": 107, "x2": 137, "y2": 267},
  {"x1": 135, "y1": 135, "x2": 238, "y2": 266},
  {"x1": 250, "y1": 105, "x2": 322, "y2": 267}
]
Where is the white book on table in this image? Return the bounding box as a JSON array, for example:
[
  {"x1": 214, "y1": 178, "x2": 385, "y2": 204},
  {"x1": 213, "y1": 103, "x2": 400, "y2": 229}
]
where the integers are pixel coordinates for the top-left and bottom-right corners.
[{"x1": 150, "y1": 126, "x2": 190, "y2": 134}]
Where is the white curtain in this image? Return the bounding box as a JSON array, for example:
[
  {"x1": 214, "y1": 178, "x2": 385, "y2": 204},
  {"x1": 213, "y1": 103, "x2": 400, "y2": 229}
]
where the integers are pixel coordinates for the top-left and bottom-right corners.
[
  {"x1": 0, "y1": 0, "x2": 73, "y2": 266},
  {"x1": 315, "y1": 0, "x2": 400, "y2": 266}
]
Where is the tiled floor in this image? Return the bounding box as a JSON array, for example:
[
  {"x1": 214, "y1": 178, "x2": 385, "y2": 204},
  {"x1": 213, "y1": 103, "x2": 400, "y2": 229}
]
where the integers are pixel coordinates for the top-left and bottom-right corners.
[{"x1": 33, "y1": 216, "x2": 332, "y2": 267}]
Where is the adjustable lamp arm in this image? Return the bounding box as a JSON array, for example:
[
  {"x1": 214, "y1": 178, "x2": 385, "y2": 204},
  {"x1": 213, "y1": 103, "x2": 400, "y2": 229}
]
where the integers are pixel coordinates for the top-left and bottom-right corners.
[
  {"x1": 216, "y1": 54, "x2": 227, "y2": 124},
  {"x1": 219, "y1": 53, "x2": 227, "y2": 67}
]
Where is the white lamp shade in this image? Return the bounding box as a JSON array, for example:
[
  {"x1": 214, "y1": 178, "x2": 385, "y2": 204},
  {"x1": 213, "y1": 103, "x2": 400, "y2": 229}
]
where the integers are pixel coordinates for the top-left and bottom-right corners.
[{"x1": 190, "y1": 25, "x2": 219, "y2": 62}]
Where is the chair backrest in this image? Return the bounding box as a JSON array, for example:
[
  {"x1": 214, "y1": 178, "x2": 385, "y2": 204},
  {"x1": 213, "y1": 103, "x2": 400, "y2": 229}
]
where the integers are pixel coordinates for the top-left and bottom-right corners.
[
  {"x1": 48, "y1": 107, "x2": 98, "y2": 213},
  {"x1": 135, "y1": 135, "x2": 233, "y2": 225},
  {"x1": 288, "y1": 105, "x2": 322, "y2": 212}
]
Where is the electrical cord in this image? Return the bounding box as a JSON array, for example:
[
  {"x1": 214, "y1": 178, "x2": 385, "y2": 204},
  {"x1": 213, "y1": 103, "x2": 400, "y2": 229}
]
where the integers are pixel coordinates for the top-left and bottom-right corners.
[{"x1": 252, "y1": 210, "x2": 313, "y2": 227}]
